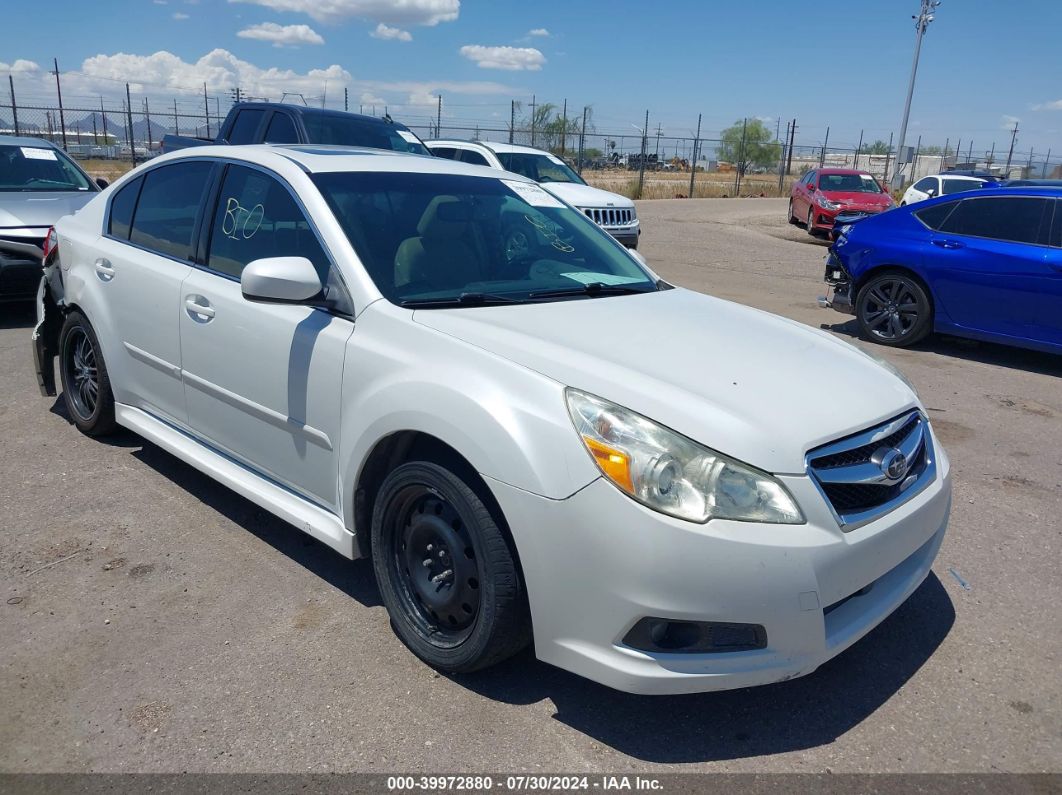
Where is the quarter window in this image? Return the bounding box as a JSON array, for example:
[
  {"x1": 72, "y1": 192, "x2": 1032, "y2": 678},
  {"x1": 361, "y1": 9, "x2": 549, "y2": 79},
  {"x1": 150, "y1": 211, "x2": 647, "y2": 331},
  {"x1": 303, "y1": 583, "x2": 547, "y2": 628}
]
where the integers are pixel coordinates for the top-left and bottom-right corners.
[
  {"x1": 938, "y1": 197, "x2": 1049, "y2": 245},
  {"x1": 460, "y1": 149, "x2": 491, "y2": 167},
  {"x1": 263, "y1": 112, "x2": 298, "y2": 144},
  {"x1": 128, "y1": 162, "x2": 213, "y2": 259},
  {"x1": 430, "y1": 147, "x2": 460, "y2": 160},
  {"x1": 206, "y1": 164, "x2": 330, "y2": 280},
  {"x1": 107, "y1": 176, "x2": 143, "y2": 239},
  {"x1": 227, "y1": 109, "x2": 266, "y2": 144}
]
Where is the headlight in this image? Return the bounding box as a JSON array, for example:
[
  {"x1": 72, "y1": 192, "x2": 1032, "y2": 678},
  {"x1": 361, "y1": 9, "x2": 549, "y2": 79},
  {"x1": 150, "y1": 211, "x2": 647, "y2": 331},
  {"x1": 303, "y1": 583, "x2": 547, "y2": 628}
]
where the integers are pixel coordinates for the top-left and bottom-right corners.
[
  {"x1": 565, "y1": 389, "x2": 805, "y2": 524},
  {"x1": 816, "y1": 194, "x2": 841, "y2": 210},
  {"x1": 867, "y1": 352, "x2": 918, "y2": 395}
]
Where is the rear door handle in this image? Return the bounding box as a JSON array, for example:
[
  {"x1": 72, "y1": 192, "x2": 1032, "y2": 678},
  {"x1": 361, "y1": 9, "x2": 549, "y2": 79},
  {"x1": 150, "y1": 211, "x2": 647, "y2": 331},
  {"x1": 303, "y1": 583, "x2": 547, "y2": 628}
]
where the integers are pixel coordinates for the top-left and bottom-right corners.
[
  {"x1": 94, "y1": 258, "x2": 115, "y2": 281},
  {"x1": 932, "y1": 239, "x2": 965, "y2": 250},
  {"x1": 184, "y1": 296, "x2": 215, "y2": 321}
]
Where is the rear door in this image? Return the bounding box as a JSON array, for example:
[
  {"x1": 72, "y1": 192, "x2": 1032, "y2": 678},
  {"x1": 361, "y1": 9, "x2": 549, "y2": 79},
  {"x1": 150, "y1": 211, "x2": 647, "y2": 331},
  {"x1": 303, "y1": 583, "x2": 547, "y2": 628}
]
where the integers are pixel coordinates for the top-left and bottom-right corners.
[
  {"x1": 94, "y1": 160, "x2": 215, "y2": 425},
  {"x1": 924, "y1": 194, "x2": 1055, "y2": 342},
  {"x1": 178, "y1": 163, "x2": 353, "y2": 509}
]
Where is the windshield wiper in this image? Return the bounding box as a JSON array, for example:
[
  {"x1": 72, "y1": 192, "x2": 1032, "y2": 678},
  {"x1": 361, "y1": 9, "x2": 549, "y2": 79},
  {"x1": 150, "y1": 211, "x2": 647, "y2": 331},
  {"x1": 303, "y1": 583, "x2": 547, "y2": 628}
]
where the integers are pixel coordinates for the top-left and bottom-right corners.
[
  {"x1": 400, "y1": 291, "x2": 525, "y2": 308},
  {"x1": 528, "y1": 282, "x2": 654, "y2": 299}
]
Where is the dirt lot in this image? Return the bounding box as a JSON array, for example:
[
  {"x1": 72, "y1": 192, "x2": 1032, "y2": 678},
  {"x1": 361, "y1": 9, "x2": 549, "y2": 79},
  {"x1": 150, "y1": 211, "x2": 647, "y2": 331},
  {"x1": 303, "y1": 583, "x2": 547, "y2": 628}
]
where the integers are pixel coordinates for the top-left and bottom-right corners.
[{"x1": 1, "y1": 198, "x2": 1059, "y2": 774}]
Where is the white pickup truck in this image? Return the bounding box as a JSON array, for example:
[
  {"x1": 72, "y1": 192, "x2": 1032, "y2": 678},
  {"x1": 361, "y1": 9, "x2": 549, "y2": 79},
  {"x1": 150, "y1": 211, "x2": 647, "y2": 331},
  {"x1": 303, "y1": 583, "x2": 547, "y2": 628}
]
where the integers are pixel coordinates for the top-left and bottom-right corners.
[{"x1": 426, "y1": 139, "x2": 640, "y2": 249}]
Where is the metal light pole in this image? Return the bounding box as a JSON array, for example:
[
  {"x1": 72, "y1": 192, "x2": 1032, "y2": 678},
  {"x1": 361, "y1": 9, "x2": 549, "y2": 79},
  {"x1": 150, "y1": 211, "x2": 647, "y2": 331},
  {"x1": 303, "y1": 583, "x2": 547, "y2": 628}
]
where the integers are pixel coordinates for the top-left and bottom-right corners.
[{"x1": 892, "y1": 0, "x2": 940, "y2": 187}]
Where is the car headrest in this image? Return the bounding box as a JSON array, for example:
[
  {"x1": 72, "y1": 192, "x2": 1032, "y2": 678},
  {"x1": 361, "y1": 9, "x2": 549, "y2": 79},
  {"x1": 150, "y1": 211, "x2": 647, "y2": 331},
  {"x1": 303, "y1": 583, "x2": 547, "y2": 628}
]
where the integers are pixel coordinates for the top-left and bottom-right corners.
[{"x1": 417, "y1": 196, "x2": 471, "y2": 238}]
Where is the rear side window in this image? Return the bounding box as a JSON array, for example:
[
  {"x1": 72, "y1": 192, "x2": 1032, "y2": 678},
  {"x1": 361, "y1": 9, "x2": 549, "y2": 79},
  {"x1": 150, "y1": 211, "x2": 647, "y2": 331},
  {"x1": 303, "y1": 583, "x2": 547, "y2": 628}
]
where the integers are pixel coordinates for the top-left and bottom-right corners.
[
  {"x1": 108, "y1": 176, "x2": 143, "y2": 239},
  {"x1": 941, "y1": 178, "x2": 980, "y2": 195},
  {"x1": 263, "y1": 112, "x2": 298, "y2": 144},
  {"x1": 460, "y1": 149, "x2": 491, "y2": 167},
  {"x1": 129, "y1": 162, "x2": 213, "y2": 260},
  {"x1": 912, "y1": 177, "x2": 935, "y2": 192},
  {"x1": 430, "y1": 147, "x2": 460, "y2": 160},
  {"x1": 914, "y1": 201, "x2": 958, "y2": 230},
  {"x1": 227, "y1": 109, "x2": 266, "y2": 144},
  {"x1": 939, "y1": 197, "x2": 1049, "y2": 244},
  {"x1": 206, "y1": 164, "x2": 330, "y2": 280}
]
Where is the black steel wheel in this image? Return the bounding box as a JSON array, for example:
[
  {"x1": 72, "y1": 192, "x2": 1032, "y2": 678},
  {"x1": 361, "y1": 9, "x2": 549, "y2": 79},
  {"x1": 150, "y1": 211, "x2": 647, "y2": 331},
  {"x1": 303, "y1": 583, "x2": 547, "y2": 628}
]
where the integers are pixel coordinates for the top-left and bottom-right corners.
[
  {"x1": 856, "y1": 272, "x2": 933, "y2": 347},
  {"x1": 59, "y1": 311, "x2": 116, "y2": 436},
  {"x1": 371, "y1": 461, "x2": 530, "y2": 673}
]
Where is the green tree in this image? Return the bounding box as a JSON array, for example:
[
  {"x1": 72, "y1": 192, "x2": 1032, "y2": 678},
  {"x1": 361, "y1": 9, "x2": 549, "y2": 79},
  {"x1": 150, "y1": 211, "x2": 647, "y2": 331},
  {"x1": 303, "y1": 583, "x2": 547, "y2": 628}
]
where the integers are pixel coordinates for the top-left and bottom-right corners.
[
  {"x1": 518, "y1": 103, "x2": 593, "y2": 154},
  {"x1": 859, "y1": 139, "x2": 891, "y2": 155},
  {"x1": 717, "y1": 119, "x2": 780, "y2": 176}
]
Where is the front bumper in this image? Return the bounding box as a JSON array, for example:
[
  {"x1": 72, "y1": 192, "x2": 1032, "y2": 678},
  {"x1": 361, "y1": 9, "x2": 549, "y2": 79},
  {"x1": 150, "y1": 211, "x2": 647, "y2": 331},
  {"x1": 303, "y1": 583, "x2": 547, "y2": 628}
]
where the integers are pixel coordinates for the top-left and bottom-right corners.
[
  {"x1": 487, "y1": 434, "x2": 951, "y2": 694},
  {"x1": 818, "y1": 251, "x2": 856, "y2": 315},
  {"x1": 604, "y1": 225, "x2": 640, "y2": 249}
]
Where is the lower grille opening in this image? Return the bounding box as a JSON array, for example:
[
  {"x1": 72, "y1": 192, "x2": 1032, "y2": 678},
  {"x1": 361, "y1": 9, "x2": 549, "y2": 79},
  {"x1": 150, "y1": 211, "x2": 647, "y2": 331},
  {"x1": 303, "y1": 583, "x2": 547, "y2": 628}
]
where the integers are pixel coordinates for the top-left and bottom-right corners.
[{"x1": 623, "y1": 618, "x2": 767, "y2": 654}]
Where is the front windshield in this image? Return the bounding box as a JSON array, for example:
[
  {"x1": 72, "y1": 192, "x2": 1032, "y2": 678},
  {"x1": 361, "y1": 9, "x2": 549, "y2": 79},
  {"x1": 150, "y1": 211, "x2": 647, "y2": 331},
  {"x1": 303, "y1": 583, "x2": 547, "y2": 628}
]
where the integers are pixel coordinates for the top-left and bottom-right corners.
[
  {"x1": 495, "y1": 152, "x2": 586, "y2": 185},
  {"x1": 301, "y1": 115, "x2": 430, "y2": 155},
  {"x1": 312, "y1": 172, "x2": 656, "y2": 306},
  {"x1": 818, "y1": 173, "x2": 883, "y2": 194},
  {"x1": 0, "y1": 144, "x2": 94, "y2": 192}
]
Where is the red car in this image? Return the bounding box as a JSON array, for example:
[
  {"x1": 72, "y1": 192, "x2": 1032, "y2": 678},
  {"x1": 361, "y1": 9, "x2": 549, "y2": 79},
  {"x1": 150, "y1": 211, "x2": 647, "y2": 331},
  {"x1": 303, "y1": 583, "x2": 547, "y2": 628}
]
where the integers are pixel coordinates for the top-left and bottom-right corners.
[{"x1": 789, "y1": 168, "x2": 894, "y2": 237}]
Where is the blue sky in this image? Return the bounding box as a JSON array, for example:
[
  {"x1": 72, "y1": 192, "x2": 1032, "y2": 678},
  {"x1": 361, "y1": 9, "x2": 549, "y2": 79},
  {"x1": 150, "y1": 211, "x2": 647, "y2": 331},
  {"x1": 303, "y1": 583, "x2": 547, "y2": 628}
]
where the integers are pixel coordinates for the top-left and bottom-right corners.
[{"x1": 2, "y1": 0, "x2": 1061, "y2": 154}]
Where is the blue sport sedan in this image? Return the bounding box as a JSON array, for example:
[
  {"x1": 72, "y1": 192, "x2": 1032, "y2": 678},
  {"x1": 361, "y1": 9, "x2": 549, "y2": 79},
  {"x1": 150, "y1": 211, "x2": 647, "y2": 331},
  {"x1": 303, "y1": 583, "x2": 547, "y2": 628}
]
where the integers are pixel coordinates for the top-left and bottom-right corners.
[{"x1": 820, "y1": 188, "x2": 1061, "y2": 354}]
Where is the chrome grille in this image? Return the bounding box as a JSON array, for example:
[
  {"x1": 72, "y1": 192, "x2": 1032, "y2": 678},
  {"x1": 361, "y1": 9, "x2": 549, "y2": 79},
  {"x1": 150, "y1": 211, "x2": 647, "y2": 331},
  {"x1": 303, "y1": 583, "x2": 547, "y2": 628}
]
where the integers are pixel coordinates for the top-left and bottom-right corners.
[
  {"x1": 806, "y1": 411, "x2": 935, "y2": 530},
  {"x1": 582, "y1": 207, "x2": 634, "y2": 228}
]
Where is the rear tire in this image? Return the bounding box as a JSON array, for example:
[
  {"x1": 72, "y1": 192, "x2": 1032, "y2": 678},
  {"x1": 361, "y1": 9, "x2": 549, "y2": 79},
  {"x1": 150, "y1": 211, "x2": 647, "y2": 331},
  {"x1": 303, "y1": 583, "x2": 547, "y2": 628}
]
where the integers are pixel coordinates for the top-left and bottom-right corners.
[
  {"x1": 371, "y1": 461, "x2": 531, "y2": 673},
  {"x1": 59, "y1": 311, "x2": 117, "y2": 436},
  {"x1": 788, "y1": 199, "x2": 799, "y2": 225},
  {"x1": 856, "y1": 272, "x2": 933, "y2": 347}
]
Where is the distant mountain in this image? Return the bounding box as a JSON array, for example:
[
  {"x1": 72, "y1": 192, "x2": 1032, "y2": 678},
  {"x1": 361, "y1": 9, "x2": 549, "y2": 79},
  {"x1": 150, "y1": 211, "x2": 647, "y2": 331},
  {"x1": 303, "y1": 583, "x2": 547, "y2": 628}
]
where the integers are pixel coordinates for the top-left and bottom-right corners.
[{"x1": 71, "y1": 111, "x2": 124, "y2": 137}]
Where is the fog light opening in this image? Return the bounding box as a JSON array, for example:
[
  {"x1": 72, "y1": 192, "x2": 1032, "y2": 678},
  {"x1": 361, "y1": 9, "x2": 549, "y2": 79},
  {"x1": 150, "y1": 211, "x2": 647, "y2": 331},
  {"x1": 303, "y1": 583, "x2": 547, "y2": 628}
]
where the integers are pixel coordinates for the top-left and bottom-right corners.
[{"x1": 623, "y1": 618, "x2": 767, "y2": 654}]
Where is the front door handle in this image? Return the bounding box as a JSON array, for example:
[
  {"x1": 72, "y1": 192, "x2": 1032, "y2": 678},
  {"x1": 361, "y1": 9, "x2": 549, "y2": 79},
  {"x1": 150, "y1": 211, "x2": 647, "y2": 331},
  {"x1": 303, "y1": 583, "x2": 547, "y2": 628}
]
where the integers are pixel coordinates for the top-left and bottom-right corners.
[
  {"x1": 932, "y1": 239, "x2": 965, "y2": 250},
  {"x1": 94, "y1": 258, "x2": 115, "y2": 281},
  {"x1": 184, "y1": 296, "x2": 215, "y2": 322}
]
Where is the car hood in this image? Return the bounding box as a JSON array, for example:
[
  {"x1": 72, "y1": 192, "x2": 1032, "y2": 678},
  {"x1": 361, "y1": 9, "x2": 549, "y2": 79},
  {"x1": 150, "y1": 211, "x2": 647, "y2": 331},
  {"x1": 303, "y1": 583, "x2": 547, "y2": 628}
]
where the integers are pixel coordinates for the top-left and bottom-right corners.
[
  {"x1": 0, "y1": 191, "x2": 96, "y2": 229},
  {"x1": 540, "y1": 181, "x2": 635, "y2": 210},
  {"x1": 413, "y1": 288, "x2": 917, "y2": 474},
  {"x1": 820, "y1": 191, "x2": 892, "y2": 209}
]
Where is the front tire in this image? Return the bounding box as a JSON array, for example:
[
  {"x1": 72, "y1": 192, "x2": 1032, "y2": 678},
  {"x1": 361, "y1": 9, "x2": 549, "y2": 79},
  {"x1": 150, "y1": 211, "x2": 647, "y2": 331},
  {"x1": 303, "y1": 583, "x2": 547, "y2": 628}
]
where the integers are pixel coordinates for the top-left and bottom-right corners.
[
  {"x1": 59, "y1": 311, "x2": 117, "y2": 436},
  {"x1": 806, "y1": 208, "x2": 819, "y2": 237},
  {"x1": 371, "y1": 461, "x2": 530, "y2": 673},
  {"x1": 856, "y1": 272, "x2": 933, "y2": 347}
]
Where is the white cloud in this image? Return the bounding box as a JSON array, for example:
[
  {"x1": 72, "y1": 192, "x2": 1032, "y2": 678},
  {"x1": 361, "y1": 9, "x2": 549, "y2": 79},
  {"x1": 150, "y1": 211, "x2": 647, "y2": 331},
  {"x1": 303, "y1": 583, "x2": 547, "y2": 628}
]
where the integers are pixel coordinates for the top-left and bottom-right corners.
[
  {"x1": 359, "y1": 91, "x2": 386, "y2": 107},
  {"x1": 153, "y1": 0, "x2": 167, "y2": 5},
  {"x1": 172, "y1": 11, "x2": 189, "y2": 18},
  {"x1": 459, "y1": 45, "x2": 545, "y2": 71},
  {"x1": 1001, "y1": 114, "x2": 1020, "y2": 131},
  {"x1": 1032, "y1": 99, "x2": 1062, "y2": 111},
  {"x1": 0, "y1": 59, "x2": 42, "y2": 75},
  {"x1": 528, "y1": 28, "x2": 549, "y2": 37},
  {"x1": 229, "y1": 0, "x2": 459, "y2": 26},
  {"x1": 370, "y1": 23, "x2": 412, "y2": 41},
  {"x1": 238, "y1": 22, "x2": 325, "y2": 46}
]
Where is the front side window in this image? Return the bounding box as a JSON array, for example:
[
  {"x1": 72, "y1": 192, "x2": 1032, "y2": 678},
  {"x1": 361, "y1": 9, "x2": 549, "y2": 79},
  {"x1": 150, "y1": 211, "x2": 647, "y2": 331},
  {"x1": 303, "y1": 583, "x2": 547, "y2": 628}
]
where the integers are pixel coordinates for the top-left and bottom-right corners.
[
  {"x1": 227, "y1": 109, "x2": 266, "y2": 144},
  {"x1": 107, "y1": 176, "x2": 143, "y2": 239},
  {"x1": 939, "y1": 197, "x2": 1049, "y2": 244},
  {"x1": 263, "y1": 112, "x2": 299, "y2": 144},
  {"x1": 207, "y1": 164, "x2": 330, "y2": 280},
  {"x1": 129, "y1": 162, "x2": 213, "y2": 259},
  {"x1": 495, "y1": 153, "x2": 585, "y2": 185},
  {"x1": 0, "y1": 143, "x2": 94, "y2": 192},
  {"x1": 312, "y1": 172, "x2": 657, "y2": 306}
]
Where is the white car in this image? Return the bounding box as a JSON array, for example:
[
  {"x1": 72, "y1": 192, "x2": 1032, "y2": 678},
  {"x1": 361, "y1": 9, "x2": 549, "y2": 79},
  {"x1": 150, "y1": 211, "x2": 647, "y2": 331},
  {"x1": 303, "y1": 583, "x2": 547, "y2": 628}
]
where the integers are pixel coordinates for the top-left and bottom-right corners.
[
  {"x1": 426, "y1": 139, "x2": 640, "y2": 249},
  {"x1": 33, "y1": 145, "x2": 951, "y2": 695},
  {"x1": 901, "y1": 173, "x2": 987, "y2": 205}
]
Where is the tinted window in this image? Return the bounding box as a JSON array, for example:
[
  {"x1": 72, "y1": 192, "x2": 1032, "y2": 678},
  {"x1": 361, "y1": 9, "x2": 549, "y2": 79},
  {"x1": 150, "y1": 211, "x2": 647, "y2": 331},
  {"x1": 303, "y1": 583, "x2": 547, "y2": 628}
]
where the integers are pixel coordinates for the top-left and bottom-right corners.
[
  {"x1": 495, "y1": 152, "x2": 585, "y2": 185},
  {"x1": 914, "y1": 201, "x2": 957, "y2": 230},
  {"x1": 207, "y1": 164, "x2": 329, "y2": 280},
  {"x1": 301, "y1": 114, "x2": 429, "y2": 155},
  {"x1": 430, "y1": 147, "x2": 460, "y2": 160},
  {"x1": 941, "y1": 178, "x2": 981, "y2": 195},
  {"x1": 263, "y1": 112, "x2": 298, "y2": 144},
  {"x1": 108, "y1": 176, "x2": 143, "y2": 239},
  {"x1": 460, "y1": 149, "x2": 491, "y2": 167},
  {"x1": 227, "y1": 109, "x2": 266, "y2": 144},
  {"x1": 913, "y1": 177, "x2": 935, "y2": 192},
  {"x1": 939, "y1": 197, "x2": 1048, "y2": 244},
  {"x1": 1051, "y1": 201, "x2": 1061, "y2": 248},
  {"x1": 129, "y1": 162, "x2": 213, "y2": 259},
  {"x1": 0, "y1": 143, "x2": 94, "y2": 192}
]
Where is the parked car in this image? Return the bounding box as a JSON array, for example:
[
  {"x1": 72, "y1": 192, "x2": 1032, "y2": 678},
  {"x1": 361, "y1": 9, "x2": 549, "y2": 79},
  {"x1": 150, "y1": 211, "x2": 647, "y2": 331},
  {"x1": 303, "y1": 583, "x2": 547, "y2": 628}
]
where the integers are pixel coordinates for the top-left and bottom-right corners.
[
  {"x1": 944, "y1": 169, "x2": 1003, "y2": 182},
  {"x1": 35, "y1": 144, "x2": 951, "y2": 694},
  {"x1": 820, "y1": 188, "x2": 1061, "y2": 354},
  {"x1": 161, "y1": 102, "x2": 429, "y2": 156},
  {"x1": 900, "y1": 174, "x2": 986, "y2": 205},
  {"x1": 425, "y1": 139, "x2": 640, "y2": 248},
  {"x1": 789, "y1": 169, "x2": 894, "y2": 237},
  {"x1": 1, "y1": 136, "x2": 104, "y2": 301},
  {"x1": 1000, "y1": 179, "x2": 1062, "y2": 188}
]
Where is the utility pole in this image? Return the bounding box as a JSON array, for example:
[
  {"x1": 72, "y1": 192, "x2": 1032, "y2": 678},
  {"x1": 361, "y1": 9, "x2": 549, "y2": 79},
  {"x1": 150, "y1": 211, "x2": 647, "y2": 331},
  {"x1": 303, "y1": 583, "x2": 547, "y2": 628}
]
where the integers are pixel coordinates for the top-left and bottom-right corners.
[
  {"x1": 530, "y1": 95, "x2": 537, "y2": 147},
  {"x1": 203, "y1": 83, "x2": 211, "y2": 139},
  {"x1": 819, "y1": 126, "x2": 830, "y2": 167},
  {"x1": 173, "y1": 98, "x2": 179, "y2": 136},
  {"x1": 987, "y1": 142, "x2": 996, "y2": 172},
  {"x1": 883, "y1": 132, "x2": 894, "y2": 184},
  {"x1": 125, "y1": 83, "x2": 137, "y2": 167},
  {"x1": 52, "y1": 58, "x2": 68, "y2": 149},
  {"x1": 855, "y1": 129, "x2": 864, "y2": 169},
  {"x1": 509, "y1": 99, "x2": 515, "y2": 144},
  {"x1": 143, "y1": 97, "x2": 152, "y2": 152},
  {"x1": 561, "y1": 98, "x2": 568, "y2": 155},
  {"x1": 8, "y1": 76, "x2": 19, "y2": 136},
  {"x1": 92, "y1": 112, "x2": 98, "y2": 145},
  {"x1": 100, "y1": 97, "x2": 107, "y2": 149},
  {"x1": 690, "y1": 112, "x2": 702, "y2": 198},
  {"x1": 967, "y1": 139, "x2": 973, "y2": 165},
  {"x1": 892, "y1": 0, "x2": 941, "y2": 186},
  {"x1": 578, "y1": 106, "x2": 588, "y2": 175},
  {"x1": 942, "y1": 136, "x2": 949, "y2": 171},
  {"x1": 734, "y1": 117, "x2": 747, "y2": 196},
  {"x1": 654, "y1": 122, "x2": 663, "y2": 160},
  {"x1": 1004, "y1": 122, "x2": 1018, "y2": 176},
  {"x1": 1043, "y1": 149, "x2": 1051, "y2": 178},
  {"x1": 637, "y1": 109, "x2": 649, "y2": 198},
  {"x1": 913, "y1": 134, "x2": 921, "y2": 179},
  {"x1": 436, "y1": 94, "x2": 442, "y2": 137},
  {"x1": 785, "y1": 119, "x2": 798, "y2": 175}
]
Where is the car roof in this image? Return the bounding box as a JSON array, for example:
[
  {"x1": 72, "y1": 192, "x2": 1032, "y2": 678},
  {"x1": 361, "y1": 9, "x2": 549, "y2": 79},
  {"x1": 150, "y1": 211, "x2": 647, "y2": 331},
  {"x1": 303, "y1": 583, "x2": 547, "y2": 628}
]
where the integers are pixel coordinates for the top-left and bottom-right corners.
[
  {"x1": 137, "y1": 143, "x2": 534, "y2": 180},
  {"x1": 0, "y1": 135, "x2": 62, "y2": 149},
  {"x1": 816, "y1": 168, "x2": 874, "y2": 175},
  {"x1": 232, "y1": 103, "x2": 413, "y2": 128},
  {"x1": 933, "y1": 174, "x2": 985, "y2": 181},
  {"x1": 427, "y1": 139, "x2": 557, "y2": 157}
]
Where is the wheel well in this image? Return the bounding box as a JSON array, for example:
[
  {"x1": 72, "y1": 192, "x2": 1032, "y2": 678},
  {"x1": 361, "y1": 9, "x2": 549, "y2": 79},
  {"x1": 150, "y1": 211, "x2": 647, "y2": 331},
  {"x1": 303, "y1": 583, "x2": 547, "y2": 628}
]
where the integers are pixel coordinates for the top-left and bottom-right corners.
[
  {"x1": 855, "y1": 266, "x2": 934, "y2": 319},
  {"x1": 353, "y1": 432, "x2": 517, "y2": 570}
]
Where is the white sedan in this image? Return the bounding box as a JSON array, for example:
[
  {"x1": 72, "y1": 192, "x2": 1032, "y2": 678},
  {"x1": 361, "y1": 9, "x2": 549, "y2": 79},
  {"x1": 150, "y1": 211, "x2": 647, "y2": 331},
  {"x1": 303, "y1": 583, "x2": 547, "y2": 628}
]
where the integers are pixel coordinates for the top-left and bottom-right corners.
[
  {"x1": 901, "y1": 173, "x2": 987, "y2": 205},
  {"x1": 33, "y1": 145, "x2": 951, "y2": 694}
]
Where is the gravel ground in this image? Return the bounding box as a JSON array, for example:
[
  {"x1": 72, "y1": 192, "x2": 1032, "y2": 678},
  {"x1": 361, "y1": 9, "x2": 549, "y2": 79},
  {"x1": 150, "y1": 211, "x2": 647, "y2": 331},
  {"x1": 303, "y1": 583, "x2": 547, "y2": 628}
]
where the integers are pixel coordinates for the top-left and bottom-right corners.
[{"x1": 1, "y1": 198, "x2": 1059, "y2": 774}]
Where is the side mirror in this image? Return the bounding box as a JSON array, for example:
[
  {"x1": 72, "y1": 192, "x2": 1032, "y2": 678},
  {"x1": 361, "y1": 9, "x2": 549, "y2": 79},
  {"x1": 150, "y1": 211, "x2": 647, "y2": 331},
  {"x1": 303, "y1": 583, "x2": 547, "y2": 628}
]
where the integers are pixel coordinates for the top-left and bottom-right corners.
[
  {"x1": 95, "y1": 177, "x2": 109, "y2": 189},
  {"x1": 807, "y1": 185, "x2": 816, "y2": 193},
  {"x1": 241, "y1": 257, "x2": 323, "y2": 304},
  {"x1": 925, "y1": 188, "x2": 936, "y2": 197}
]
